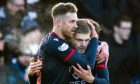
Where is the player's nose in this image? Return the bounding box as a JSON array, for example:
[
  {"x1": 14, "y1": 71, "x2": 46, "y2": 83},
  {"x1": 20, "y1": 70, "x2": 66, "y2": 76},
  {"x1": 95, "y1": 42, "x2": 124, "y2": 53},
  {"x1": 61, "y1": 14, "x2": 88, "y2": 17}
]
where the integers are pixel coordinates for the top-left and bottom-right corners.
[{"x1": 74, "y1": 22, "x2": 78, "y2": 29}]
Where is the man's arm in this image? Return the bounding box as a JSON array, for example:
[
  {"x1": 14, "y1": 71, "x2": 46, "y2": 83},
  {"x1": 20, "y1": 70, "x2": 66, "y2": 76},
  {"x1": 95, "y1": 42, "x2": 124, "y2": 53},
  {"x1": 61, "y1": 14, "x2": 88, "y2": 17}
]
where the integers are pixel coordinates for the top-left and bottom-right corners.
[
  {"x1": 65, "y1": 37, "x2": 98, "y2": 69},
  {"x1": 48, "y1": 37, "x2": 98, "y2": 69}
]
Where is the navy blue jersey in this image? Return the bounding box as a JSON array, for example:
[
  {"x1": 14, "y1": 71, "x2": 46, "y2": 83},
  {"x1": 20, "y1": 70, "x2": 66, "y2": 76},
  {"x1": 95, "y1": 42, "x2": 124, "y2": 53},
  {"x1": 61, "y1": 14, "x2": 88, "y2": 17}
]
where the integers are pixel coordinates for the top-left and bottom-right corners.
[{"x1": 38, "y1": 32, "x2": 98, "y2": 84}]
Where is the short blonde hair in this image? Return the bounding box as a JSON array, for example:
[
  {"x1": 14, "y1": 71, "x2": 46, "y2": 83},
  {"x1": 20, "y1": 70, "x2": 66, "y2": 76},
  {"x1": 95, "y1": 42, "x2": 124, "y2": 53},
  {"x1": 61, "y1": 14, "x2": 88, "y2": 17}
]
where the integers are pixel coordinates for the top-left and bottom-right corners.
[{"x1": 51, "y1": 2, "x2": 78, "y2": 19}]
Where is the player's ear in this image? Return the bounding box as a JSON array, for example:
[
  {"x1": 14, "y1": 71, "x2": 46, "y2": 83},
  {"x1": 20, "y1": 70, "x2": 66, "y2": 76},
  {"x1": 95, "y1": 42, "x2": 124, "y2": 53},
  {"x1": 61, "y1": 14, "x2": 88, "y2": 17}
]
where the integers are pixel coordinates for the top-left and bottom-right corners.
[{"x1": 55, "y1": 17, "x2": 62, "y2": 28}]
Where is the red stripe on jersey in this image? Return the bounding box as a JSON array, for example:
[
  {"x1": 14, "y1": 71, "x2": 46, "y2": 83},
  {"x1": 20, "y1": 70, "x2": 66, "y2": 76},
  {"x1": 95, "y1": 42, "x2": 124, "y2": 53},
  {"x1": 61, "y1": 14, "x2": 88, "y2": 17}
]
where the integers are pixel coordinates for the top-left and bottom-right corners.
[
  {"x1": 64, "y1": 49, "x2": 75, "y2": 62},
  {"x1": 51, "y1": 32, "x2": 61, "y2": 38},
  {"x1": 96, "y1": 64, "x2": 107, "y2": 69}
]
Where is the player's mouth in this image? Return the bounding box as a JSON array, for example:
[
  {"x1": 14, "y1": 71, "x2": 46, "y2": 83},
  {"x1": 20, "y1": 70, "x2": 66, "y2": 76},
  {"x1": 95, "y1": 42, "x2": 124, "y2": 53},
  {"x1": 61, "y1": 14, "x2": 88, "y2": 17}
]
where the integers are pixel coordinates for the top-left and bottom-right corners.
[
  {"x1": 71, "y1": 31, "x2": 75, "y2": 36},
  {"x1": 71, "y1": 29, "x2": 76, "y2": 33},
  {"x1": 71, "y1": 31, "x2": 75, "y2": 34}
]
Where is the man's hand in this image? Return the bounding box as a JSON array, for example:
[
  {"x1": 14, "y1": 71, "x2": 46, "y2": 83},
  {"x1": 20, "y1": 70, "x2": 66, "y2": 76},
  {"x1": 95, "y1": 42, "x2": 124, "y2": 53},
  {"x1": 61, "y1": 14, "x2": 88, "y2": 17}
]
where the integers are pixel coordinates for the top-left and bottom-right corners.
[
  {"x1": 72, "y1": 64, "x2": 94, "y2": 83},
  {"x1": 87, "y1": 20, "x2": 99, "y2": 39},
  {"x1": 97, "y1": 42, "x2": 109, "y2": 65},
  {"x1": 28, "y1": 57, "x2": 42, "y2": 76}
]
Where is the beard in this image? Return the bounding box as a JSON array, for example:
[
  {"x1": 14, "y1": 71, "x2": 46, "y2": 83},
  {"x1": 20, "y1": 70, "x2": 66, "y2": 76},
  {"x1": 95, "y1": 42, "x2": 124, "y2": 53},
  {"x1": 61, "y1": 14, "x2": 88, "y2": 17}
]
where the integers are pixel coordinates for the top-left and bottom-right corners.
[
  {"x1": 62, "y1": 30, "x2": 73, "y2": 40},
  {"x1": 68, "y1": 38, "x2": 76, "y2": 49}
]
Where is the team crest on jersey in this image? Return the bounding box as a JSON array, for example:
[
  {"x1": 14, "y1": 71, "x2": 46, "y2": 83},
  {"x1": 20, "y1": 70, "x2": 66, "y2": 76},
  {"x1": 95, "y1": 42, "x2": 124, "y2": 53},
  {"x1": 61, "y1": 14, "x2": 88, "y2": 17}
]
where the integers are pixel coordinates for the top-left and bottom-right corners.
[
  {"x1": 53, "y1": 38, "x2": 59, "y2": 41},
  {"x1": 58, "y1": 43, "x2": 69, "y2": 51}
]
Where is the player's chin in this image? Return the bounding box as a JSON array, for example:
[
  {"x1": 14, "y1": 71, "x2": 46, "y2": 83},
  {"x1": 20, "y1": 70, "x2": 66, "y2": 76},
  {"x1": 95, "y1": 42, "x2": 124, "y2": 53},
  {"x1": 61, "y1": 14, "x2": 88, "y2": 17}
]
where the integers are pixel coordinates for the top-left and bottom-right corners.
[
  {"x1": 80, "y1": 51, "x2": 85, "y2": 54},
  {"x1": 79, "y1": 49, "x2": 85, "y2": 54}
]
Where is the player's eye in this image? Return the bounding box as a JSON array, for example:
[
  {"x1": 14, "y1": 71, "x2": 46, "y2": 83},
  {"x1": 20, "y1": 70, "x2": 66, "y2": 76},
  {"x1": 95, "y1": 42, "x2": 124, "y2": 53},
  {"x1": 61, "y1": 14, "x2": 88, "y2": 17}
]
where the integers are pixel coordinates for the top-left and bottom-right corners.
[
  {"x1": 85, "y1": 39, "x2": 90, "y2": 42},
  {"x1": 70, "y1": 20, "x2": 75, "y2": 23},
  {"x1": 76, "y1": 39, "x2": 83, "y2": 42}
]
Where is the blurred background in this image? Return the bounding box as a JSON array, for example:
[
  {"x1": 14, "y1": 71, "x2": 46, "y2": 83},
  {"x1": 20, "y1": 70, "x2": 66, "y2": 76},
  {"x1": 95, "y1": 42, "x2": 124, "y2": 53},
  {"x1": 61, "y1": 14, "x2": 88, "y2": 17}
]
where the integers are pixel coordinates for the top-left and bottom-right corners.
[{"x1": 0, "y1": 0, "x2": 140, "y2": 84}]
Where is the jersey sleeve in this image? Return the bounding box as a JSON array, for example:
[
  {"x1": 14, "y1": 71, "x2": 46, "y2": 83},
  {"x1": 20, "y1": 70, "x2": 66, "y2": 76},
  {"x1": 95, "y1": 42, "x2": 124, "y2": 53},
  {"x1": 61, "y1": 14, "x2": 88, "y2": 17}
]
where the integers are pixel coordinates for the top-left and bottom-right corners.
[
  {"x1": 93, "y1": 68, "x2": 109, "y2": 84},
  {"x1": 92, "y1": 62, "x2": 110, "y2": 84},
  {"x1": 49, "y1": 37, "x2": 98, "y2": 69},
  {"x1": 37, "y1": 37, "x2": 47, "y2": 61}
]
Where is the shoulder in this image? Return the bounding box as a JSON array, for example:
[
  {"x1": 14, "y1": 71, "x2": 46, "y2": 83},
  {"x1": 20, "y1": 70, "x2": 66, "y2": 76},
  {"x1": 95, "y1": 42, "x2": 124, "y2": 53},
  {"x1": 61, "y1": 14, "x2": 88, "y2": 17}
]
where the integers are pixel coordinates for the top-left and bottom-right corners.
[
  {"x1": 49, "y1": 36, "x2": 70, "y2": 52},
  {"x1": 39, "y1": 33, "x2": 70, "y2": 51}
]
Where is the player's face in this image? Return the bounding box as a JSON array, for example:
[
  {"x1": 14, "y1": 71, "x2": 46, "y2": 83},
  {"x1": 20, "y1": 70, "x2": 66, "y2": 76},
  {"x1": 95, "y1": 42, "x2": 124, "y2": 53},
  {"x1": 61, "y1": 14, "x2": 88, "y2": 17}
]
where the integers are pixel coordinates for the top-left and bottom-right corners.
[
  {"x1": 73, "y1": 33, "x2": 91, "y2": 54},
  {"x1": 61, "y1": 12, "x2": 78, "y2": 38},
  {"x1": 116, "y1": 21, "x2": 132, "y2": 40}
]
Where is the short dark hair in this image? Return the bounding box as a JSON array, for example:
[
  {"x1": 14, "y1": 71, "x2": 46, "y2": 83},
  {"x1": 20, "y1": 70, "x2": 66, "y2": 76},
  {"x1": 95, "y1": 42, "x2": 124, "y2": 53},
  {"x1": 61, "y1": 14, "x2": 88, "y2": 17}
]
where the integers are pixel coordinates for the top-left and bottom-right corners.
[
  {"x1": 76, "y1": 19, "x2": 91, "y2": 34},
  {"x1": 51, "y1": 2, "x2": 77, "y2": 18},
  {"x1": 113, "y1": 15, "x2": 131, "y2": 27},
  {"x1": 76, "y1": 19, "x2": 101, "y2": 34}
]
